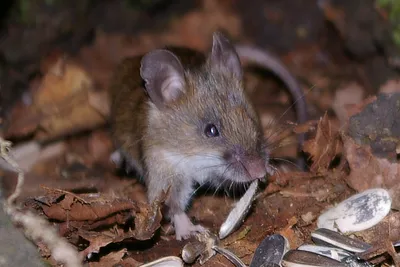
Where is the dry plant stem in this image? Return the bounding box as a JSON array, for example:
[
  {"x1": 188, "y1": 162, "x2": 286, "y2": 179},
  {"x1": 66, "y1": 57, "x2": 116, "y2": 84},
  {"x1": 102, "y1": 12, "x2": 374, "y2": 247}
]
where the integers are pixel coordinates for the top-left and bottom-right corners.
[
  {"x1": 0, "y1": 138, "x2": 83, "y2": 267},
  {"x1": 0, "y1": 139, "x2": 24, "y2": 205}
]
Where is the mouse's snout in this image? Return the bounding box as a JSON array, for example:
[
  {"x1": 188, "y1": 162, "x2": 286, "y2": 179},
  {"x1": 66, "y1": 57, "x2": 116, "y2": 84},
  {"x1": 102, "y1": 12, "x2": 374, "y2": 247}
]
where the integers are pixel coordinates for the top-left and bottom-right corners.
[
  {"x1": 227, "y1": 145, "x2": 267, "y2": 180},
  {"x1": 243, "y1": 157, "x2": 267, "y2": 180}
]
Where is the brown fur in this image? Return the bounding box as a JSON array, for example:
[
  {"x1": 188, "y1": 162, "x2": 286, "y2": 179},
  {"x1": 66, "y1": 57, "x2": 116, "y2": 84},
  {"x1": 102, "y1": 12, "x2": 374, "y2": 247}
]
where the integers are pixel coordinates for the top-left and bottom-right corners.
[{"x1": 109, "y1": 39, "x2": 268, "y2": 240}]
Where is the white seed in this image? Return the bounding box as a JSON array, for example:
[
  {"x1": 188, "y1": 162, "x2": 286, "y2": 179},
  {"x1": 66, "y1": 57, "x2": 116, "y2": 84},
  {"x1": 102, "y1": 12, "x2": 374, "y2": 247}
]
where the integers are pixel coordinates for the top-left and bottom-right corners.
[
  {"x1": 219, "y1": 180, "x2": 259, "y2": 239},
  {"x1": 311, "y1": 228, "x2": 372, "y2": 253},
  {"x1": 298, "y1": 245, "x2": 353, "y2": 261},
  {"x1": 317, "y1": 188, "x2": 391, "y2": 233},
  {"x1": 139, "y1": 256, "x2": 183, "y2": 267}
]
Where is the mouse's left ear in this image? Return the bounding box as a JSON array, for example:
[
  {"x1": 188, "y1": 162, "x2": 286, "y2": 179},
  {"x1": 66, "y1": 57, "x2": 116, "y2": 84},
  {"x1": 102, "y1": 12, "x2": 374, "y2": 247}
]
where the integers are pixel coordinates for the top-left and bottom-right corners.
[
  {"x1": 140, "y1": 49, "x2": 186, "y2": 109},
  {"x1": 209, "y1": 32, "x2": 243, "y2": 80}
]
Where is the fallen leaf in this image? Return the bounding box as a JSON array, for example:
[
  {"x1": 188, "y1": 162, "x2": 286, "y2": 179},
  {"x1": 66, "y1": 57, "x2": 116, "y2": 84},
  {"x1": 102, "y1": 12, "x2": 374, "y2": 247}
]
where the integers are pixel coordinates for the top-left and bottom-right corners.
[
  {"x1": 343, "y1": 136, "x2": 400, "y2": 193},
  {"x1": 5, "y1": 57, "x2": 107, "y2": 141},
  {"x1": 279, "y1": 216, "x2": 303, "y2": 249},
  {"x1": 352, "y1": 212, "x2": 400, "y2": 245},
  {"x1": 88, "y1": 248, "x2": 127, "y2": 267},
  {"x1": 389, "y1": 184, "x2": 400, "y2": 211},
  {"x1": 303, "y1": 113, "x2": 342, "y2": 174},
  {"x1": 133, "y1": 190, "x2": 167, "y2": 240},
  {"x1": 31, "y1": 188, "x2": 163, "y2": 258},
  {"x1": 118, "y1": 257, "x2": 142, "y2": 267},
  {"x1": 38, "y1": 192, "x2": 138, "y2": 221},
  {"x1": 79, "y1": 230, "x2": 115, "y2": 256}
]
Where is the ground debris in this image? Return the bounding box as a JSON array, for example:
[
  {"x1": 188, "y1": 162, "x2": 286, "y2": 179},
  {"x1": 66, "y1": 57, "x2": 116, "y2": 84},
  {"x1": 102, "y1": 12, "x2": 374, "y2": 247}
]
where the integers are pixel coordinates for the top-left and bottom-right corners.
[
  {"x1": 303, "y1": 113, "x2": 342, "y2": 174},
  {"x1": 0, "y1": 1, "x2": 399, "y2": 266},
  {"x1": 26, "y1": 188, "x2": 164, "y2": 259},
  {"x1": 4, "y1": 56, "x2": 108, "y2": 141}
]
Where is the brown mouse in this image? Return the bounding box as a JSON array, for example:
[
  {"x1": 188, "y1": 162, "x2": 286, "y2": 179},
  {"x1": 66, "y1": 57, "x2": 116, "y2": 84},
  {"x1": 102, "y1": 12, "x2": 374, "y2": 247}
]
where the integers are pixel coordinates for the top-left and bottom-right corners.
[{"x1": 109, "y1": 32, "x2": 305, "y2": 240}]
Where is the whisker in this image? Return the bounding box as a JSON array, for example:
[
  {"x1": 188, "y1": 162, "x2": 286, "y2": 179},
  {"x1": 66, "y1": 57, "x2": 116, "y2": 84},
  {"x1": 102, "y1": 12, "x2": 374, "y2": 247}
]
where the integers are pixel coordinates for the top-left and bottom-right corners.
[
  {"x1": 275, "y1": 84, "x2": 315, "y2": 124},
  {"x1": 270, "y1": 156, "x2": 301, "y2": 170},
  {"x1": 211, "y1": 162, "x2": 235, "y2": 198},
  {"x1": 228, "y1": 179, "x2": 235, "y2": 192},
  {"x1": 266, "y1": 139, "x2": 299, "y2": 152},
  {"x1": 211, "y1": 179, "x2": 226, "y2": 198},
  {"x1": 189, "y1": 182, "x2": 211, "y2": 200},
  {"x1": 161, "y1": 151, "x2": 225, "y2": 173}
]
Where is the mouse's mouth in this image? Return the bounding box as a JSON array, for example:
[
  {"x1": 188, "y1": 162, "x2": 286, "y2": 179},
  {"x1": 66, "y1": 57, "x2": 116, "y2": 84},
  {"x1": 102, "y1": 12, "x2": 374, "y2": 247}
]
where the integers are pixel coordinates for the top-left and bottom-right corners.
[
  {"x1": 218, "y1": 146, "x2": 270, "y2": 182},
  {"x1": 222, "y1": 156, "x2": 270, "y2": 183}
]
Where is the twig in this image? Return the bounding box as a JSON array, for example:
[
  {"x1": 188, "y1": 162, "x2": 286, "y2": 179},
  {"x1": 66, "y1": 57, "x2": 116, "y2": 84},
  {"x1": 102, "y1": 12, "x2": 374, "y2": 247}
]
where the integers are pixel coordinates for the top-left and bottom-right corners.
[
  {"x1": 1, "y1": 138, "x2": 83, "y2": 267},
  {"x1": 0, "y1": 139, "x2": 24, "y2": 205}
]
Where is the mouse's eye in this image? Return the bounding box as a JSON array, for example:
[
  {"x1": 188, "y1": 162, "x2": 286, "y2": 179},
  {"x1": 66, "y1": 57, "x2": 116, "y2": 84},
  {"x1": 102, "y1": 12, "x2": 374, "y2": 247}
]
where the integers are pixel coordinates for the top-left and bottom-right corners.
[{"x1": 204, "y1": 123, "x2": 219, "y2": 137}]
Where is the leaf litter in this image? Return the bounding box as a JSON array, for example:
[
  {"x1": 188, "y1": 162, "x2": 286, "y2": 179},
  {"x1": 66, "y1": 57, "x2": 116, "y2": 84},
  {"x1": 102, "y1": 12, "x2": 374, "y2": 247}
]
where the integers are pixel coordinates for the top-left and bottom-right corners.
[{"x1": 0, "y1": 0, "x2": 400, "y2": 266}]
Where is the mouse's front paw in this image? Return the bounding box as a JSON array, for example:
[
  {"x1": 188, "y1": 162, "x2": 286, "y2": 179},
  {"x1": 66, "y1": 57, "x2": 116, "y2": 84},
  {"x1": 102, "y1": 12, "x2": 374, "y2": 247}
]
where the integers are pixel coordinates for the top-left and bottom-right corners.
[
  {"x1": 173, "y1": 213, "x2": 206, "y2": 241},
  {"x1": 110, "y1": 149, "x2": 143, "y2": 175},
  {"x1": 176, "y1": 223, "x2": 206, "y2": 241}
]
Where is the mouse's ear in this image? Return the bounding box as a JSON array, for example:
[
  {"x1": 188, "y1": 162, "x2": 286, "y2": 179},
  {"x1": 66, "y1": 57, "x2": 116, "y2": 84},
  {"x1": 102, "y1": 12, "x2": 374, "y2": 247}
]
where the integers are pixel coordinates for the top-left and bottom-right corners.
[
  {"x1": 209, "y1": 32, "x2": 243, "y2": 80},
  {"x1": 140, "y1": 49, "x2": 186, "y2": 108}
]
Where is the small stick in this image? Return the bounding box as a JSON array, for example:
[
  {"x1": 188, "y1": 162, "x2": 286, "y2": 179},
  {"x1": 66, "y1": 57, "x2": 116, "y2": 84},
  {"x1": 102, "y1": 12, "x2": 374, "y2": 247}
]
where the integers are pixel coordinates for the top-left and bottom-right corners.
[{"x1": 1, "y1": 138, "x2": 83, "y2": 267}]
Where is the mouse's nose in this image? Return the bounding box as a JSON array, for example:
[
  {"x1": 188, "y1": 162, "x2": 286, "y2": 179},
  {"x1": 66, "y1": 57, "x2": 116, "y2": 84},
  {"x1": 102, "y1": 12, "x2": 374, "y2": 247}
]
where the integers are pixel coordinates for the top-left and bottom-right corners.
[{"x1": 245, "y1": 157, "x2": 267, "y2": 180}]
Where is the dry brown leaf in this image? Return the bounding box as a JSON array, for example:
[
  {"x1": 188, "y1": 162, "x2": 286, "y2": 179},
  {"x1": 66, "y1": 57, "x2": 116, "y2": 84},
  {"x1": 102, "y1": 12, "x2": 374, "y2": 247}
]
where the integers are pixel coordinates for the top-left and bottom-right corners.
[
  {"x1": 78, "y1": 30, "x2": 147, "y2": 92},
  {"x1": 5, "y1": 56, "x2": 107, "y2": 141},
  {"x1": 133, "y1": 190, "x2": 168, "y2": 240},
  {"x1": 279, "y1": 216, "x2": 303, "y2": 249},
  {"x1": 77, "y1": 203, "x2": 163, "y2": 258},
  {"x1": 77, "y1": 0, "x2": 241, "y2": 95},
  {"x1": 352, "y1": 212, "x2": 400, "y2": 245},
  {"x1": 35, "y1": 56, "x2": 91, "y2": 104},
  {"x1": 88, "y1": 89, "x2": 110, "y2": 117},
  {"x1": 32, "y1": 189, "x2": 163, "y2": 258},
  {"x1": 389, "y1": 184, "x2": 400, "y2": 211},
  {"x1": 160, "y1": 0, "x2": 241, "y2": 51},
  {"x1": 88, "y1": 248, "x2": 127, "y2": 267},
  {"x1": 303, "y1": 113, "x2": 342, "y2": 174},
  {"x1": 118, "y1": 257, "x2": 142, "y2": 267},
  {"x1": 79, "y1": 230, "x2": 115, "y2": 256},
  {"x1": 37, "y1": 192, "x2": 138, "y2": 221},
  {"x1": 343, "y1": 136, "x2": 400, "y2": 193}
]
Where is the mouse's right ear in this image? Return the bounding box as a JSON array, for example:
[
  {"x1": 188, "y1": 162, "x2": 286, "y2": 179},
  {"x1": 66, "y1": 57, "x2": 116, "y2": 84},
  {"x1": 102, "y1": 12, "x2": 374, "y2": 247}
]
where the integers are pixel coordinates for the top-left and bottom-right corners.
[{"x1": 140, "y1": 49, "x2": 186, "y2": 108}]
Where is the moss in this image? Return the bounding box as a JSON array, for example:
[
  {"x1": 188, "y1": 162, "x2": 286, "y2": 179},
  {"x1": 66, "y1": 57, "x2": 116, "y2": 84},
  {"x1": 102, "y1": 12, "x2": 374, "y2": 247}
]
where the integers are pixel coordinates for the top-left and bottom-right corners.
[
  {"x1": 15, "y1": 0, "x2": 59, "y2": 24},
  {"x1": 377, "y1": 0, "x2": 400, "y2": 47}
]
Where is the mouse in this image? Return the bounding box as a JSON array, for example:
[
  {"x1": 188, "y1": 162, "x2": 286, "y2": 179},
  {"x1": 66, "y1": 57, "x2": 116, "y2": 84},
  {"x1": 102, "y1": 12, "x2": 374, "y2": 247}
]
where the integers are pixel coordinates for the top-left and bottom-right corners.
[{"x1": 109, "y1": 31, "x2": 307, "y2": 240}]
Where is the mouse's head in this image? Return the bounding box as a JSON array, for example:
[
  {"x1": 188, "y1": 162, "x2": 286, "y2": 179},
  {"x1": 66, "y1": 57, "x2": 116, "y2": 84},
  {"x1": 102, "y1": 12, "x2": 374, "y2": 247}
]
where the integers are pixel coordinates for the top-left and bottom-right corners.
[{"x1": 140, "y1": 32, "x2": 271, "y2": 184}]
